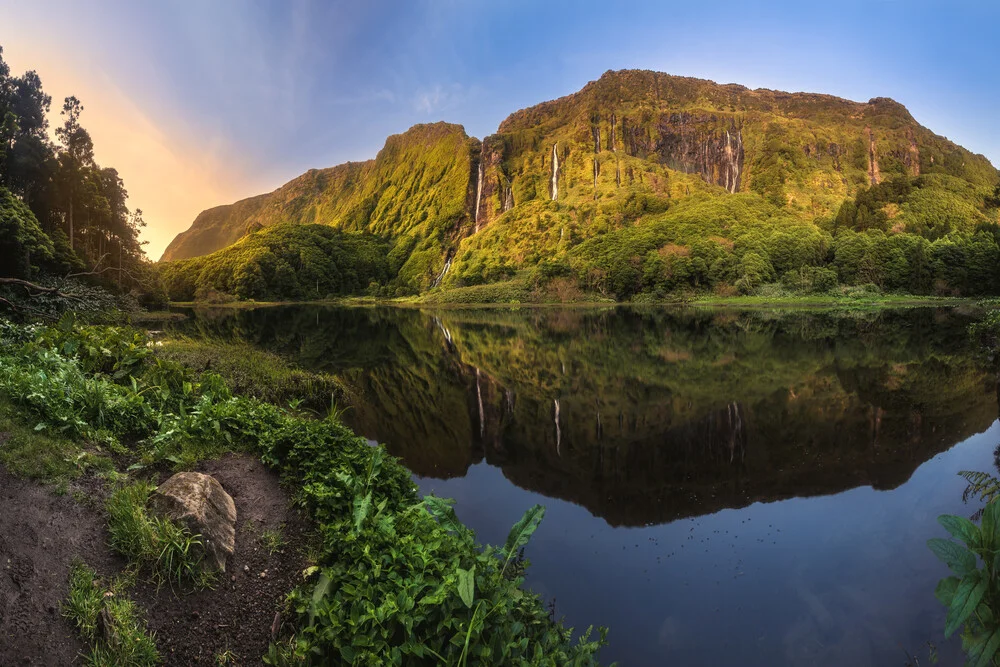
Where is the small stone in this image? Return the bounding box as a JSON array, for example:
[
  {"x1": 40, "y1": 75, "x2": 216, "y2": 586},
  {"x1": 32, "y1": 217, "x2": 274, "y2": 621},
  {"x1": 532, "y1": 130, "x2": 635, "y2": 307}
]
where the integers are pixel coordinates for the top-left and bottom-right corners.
[{"x1": 244, "y1": 565, "x2": 249, "y2": 573}]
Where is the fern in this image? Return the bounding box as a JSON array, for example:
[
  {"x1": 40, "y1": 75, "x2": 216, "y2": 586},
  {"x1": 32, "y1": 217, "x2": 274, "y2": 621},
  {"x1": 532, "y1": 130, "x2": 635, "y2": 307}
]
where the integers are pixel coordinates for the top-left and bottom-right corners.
[{"x1": 960, "y1": 470, "x2": 1000, "y2": 521}]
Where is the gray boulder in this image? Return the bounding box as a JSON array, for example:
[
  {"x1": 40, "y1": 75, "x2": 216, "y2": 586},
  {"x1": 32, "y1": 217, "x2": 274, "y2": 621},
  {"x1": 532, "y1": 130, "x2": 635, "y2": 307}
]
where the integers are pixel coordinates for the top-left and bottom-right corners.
[{"x1": 151, "y1": 472, "x2": 237, "y2": 572}]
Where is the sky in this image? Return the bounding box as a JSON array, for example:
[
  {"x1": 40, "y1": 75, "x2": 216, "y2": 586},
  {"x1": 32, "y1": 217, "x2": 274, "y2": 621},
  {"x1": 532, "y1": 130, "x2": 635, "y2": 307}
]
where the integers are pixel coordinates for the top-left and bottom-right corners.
[{"x1": 2, "y1": 0, "x2": 998, "y2": 260}]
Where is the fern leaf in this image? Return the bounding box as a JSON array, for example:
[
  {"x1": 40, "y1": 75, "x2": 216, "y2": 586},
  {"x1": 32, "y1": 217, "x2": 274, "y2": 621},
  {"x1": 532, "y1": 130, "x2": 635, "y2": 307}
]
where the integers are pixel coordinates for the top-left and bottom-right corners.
[{"x1": 959, "y1": 470, "x2": 1000, "y2": 505}]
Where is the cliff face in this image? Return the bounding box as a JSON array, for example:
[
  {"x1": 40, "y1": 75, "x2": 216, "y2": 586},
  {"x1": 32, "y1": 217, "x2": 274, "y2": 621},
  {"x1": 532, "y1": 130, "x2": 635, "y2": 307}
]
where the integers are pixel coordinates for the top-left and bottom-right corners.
[
  {"x1": 161, "y1": 70, "x2": 998, "y2": 291},
  {"x1": 161, "y1": 123, "x2": 477, "y2": 290}
]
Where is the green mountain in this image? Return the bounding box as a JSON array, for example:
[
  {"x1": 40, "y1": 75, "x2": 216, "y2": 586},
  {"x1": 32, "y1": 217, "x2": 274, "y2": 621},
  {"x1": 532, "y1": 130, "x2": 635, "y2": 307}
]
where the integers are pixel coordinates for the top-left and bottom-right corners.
[{"x1": 159, "y1": 69, "x2": 1000, "y2": 301}]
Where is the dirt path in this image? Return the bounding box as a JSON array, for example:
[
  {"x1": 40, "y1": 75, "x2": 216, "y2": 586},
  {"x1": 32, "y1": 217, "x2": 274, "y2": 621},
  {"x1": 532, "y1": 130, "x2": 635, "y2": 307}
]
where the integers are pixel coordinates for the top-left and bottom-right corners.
[
  {"x1": 133, "y1": 454, "x2": 310, "y2": 665},
  {"x1": 0, "y1": 453, "x2": 310, "y2": 666},
  {"x1": 0, "y1": 469, "x2": 120, "y2": 666}
]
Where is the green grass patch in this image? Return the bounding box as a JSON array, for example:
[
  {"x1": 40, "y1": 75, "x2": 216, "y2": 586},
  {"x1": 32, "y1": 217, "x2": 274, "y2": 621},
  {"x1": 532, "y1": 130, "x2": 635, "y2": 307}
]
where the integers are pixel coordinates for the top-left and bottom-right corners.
[
  {"x1": 0, "y1": 398, "x2": 115, "y2": 483},
  {"x1": 106, "y1": 482, "x2": 215, "y2": 590},
  {"x1": 63, "y1": 562, "x2": 161, "y2": 666},
  {"x1": 157, "y1": 337, "x2": 346, "y2": 409}
]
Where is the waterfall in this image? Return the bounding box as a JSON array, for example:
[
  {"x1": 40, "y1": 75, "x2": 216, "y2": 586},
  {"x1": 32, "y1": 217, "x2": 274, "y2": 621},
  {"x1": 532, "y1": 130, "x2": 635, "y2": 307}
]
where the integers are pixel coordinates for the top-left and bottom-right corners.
[
  {"x1": 505, "y1": 389, "x2": 515, "y2": 414},
  {"x1": 503, "y1": 186, "x2": 514, "y2": 211},
  {"x1": 722, "y1": 129, "x2": 743, "y2": 194},
  {"x1": 473, "y1": 158, "x2": 484, "y2": 232},
  {"x1": 550, "y1": 144, "x2": 559, "y2": 201},
  {"x1": 431, "y1": 256, "x2": 452, "y2": 289},
  {"x1": 554, "y1": 398, "x2": 561, "y2": 457},
  {"x1": 476, "y1": 369, "x2": 485, "y2": 439},
  {"x1": 593, "y1": 157, "x2": 598, "y2": 194}
]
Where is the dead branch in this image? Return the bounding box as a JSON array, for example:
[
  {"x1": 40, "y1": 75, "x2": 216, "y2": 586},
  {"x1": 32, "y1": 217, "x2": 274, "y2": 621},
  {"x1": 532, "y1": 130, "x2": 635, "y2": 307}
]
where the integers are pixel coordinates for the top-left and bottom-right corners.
[
  {"x1": 66, "y1": 253, "x2": 111, "y2": 279},
  {"x1": 0, "y1": 277, "x2": 84, "y2": 301}
]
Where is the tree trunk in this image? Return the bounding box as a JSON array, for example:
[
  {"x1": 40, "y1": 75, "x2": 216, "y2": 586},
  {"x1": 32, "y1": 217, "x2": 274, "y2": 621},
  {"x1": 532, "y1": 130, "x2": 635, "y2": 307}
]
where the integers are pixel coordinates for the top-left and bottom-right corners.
[{"x1": 68, "y1": 198, "x2": 74, "y2": 250}]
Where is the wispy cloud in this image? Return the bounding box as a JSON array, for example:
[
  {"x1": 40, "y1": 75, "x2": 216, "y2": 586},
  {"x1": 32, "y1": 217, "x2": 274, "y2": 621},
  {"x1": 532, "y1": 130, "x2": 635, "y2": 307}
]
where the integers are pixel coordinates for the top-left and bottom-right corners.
[{"x1": 413, "y1": 83, "x2": 464, "y2": 114}]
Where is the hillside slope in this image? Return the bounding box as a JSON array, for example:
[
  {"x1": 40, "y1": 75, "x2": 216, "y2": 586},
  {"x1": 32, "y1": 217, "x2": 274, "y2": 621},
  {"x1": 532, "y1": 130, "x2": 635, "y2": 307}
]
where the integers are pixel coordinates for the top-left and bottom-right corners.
[{"x1": 160, "y1": 69, "x2": 999, "y2": 299}]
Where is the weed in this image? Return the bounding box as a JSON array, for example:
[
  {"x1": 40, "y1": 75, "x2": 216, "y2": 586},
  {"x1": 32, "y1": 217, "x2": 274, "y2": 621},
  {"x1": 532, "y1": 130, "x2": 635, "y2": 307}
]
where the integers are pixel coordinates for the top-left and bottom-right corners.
[
  {"x1": 260, "y1": 527, "x2": 284, "y2": 555},
  {"x1": 62, "y1": 561, "x2": 161, "y2": 666},
  {"x1": 214, "y1": 649, "x2": 239, "y2": 665}
]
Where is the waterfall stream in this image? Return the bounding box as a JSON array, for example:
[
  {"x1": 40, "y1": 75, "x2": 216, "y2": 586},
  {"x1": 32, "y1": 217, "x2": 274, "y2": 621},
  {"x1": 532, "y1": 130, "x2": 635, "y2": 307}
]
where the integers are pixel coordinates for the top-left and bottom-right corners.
[
  {"x1": 473, "y1": 159, "x2": 484, "y2": 232},
  {"x1": 551, "y1": 144, "x2": 559, "y2": 201},
  {"x1": 431, "y1": 256, "x2": 452, "y2": 289}
]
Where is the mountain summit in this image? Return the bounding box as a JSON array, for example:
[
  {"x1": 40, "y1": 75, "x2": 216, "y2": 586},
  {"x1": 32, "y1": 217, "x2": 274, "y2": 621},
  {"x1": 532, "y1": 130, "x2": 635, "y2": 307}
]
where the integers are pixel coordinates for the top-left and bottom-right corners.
[{"x1": 160, "y1": 69, "x2": 998, "y2": 299}]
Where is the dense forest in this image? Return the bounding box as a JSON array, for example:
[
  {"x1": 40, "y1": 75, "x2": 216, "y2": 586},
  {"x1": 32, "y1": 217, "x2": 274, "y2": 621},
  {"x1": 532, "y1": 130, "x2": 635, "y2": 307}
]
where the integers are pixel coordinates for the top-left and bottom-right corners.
[
  {"x1": 0, "y1": 45, "x2": 157, "y2": 307},
  {"x1": 159, "y1": 70, "x2": 1000, "y2": 304}
]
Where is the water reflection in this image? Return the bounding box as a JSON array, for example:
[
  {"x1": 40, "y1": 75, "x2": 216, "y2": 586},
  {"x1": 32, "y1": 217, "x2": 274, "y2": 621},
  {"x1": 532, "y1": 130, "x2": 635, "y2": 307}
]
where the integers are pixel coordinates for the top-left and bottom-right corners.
[
  {"x1": 168, "y1": 306, "x2": 997, "y2": 526},
  {"x1": 166, "y1": 305, "x2": 1000, "y2": 665}
]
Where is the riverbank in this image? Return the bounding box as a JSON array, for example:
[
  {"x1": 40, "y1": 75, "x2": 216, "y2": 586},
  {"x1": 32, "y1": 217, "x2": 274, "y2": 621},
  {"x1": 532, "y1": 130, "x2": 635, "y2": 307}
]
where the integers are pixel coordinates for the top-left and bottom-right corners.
[{"x1": 0, "y1": 316, "x2": 608, "y2": 665}]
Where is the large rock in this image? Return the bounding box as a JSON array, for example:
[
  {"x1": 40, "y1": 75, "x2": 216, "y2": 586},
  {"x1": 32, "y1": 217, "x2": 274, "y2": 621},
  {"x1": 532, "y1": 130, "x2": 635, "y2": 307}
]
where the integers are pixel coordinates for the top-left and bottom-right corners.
[{"x1": 151, "y1": 472, "x2": 237, "y2": 572}]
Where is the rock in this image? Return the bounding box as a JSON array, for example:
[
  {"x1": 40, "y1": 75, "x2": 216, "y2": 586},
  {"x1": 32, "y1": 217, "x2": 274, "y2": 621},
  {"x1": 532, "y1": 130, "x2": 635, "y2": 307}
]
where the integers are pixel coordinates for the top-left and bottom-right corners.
[{"x1": 151, "y1": 472, "x2": 236, "y2": 572}]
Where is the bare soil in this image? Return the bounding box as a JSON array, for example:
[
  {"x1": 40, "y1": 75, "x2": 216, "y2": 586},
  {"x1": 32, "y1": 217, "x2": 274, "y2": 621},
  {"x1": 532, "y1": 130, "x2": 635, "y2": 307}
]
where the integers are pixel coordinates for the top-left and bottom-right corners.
[
  {"x1": 0, "y1": 467, "x2": 120, "y2": 666},
  {"x1": 0, "y1": 452, "x2": 310, "y2": 666}
]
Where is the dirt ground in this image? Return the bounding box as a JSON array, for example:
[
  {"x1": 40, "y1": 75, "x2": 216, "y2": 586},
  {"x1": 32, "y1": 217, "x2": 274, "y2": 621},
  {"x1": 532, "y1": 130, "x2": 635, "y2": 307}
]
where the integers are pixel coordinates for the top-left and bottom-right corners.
[
  {"x1": 0, "y1": 452, "x2": 310, "y2": 666},
  {"x1": 0, "y1": 467, "x2": 120, "y2": 666}
]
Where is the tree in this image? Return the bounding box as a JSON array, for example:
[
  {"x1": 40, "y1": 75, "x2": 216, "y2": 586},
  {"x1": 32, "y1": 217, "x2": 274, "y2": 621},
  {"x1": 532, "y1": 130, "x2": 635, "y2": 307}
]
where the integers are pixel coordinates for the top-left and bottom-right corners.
[{"x1": 54, "y1": 96, "x2": 94, "y2": 250}]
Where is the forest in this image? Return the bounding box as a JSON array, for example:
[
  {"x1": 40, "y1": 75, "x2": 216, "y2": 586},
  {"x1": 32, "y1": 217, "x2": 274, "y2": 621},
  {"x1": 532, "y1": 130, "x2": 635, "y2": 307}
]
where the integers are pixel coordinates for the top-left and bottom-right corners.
[{"x1": 0, "y1": 45, "x2": 159, "y2": 307}]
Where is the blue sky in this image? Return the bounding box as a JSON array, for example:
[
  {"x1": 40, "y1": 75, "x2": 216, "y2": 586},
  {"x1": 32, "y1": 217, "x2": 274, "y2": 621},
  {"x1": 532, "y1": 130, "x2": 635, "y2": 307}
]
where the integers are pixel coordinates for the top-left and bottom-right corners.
[{"x1": 2, "y1": 0, "x2": 998, "y2": 258}]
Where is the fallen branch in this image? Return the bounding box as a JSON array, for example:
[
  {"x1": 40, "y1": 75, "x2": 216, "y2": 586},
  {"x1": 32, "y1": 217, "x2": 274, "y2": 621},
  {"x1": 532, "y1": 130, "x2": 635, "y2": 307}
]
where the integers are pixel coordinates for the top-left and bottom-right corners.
[{"x1": 0, "y1": 277, "x2": 83, "y2": 301}]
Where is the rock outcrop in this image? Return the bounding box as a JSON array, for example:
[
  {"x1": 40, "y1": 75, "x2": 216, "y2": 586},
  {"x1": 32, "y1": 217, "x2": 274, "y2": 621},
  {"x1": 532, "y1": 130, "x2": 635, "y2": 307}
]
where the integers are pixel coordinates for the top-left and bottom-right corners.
[{"x1": 151, "y1": 472, "x2": 237, "y2": 572}]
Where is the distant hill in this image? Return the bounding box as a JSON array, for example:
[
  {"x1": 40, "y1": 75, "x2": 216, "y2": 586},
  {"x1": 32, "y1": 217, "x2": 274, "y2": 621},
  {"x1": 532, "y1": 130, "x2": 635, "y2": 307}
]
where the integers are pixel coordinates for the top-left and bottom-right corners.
[{"x1": 160, "y1": 69, "x2": 1000, "y2": 301}]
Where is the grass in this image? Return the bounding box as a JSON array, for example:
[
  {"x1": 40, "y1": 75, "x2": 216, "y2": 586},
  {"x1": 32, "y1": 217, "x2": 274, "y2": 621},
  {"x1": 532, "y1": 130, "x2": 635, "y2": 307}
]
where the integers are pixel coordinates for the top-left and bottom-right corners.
[
  {"x1": 0, "y1": 398, "x2": 115, "y2": 483},
  {"x1": 63, "y1": 561, "x2": 161, "y2": 666},
  {"x1": 688, "y1": 293, "x2": 977, "y2": 308},
  {"x1": 157, "y1": 337, "x2": 346, "y2": 410},
  {"x1": 259, "y1": 526, "x2": 284, "y2": 555},
  {"x1": 106, "y1": 481, "x2": 216, "y2": 590}
]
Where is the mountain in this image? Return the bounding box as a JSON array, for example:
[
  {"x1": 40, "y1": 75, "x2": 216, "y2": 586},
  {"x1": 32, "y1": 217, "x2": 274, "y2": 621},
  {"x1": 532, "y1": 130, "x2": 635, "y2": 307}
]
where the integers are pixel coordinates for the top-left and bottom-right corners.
[{"x1": 159, "y1": 69, "x2": 1000, "y2": 301}]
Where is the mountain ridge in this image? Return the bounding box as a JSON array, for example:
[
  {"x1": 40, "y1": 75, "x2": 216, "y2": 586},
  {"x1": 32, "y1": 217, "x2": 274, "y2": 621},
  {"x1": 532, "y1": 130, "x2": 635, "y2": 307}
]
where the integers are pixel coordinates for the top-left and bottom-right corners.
[{"x1": 158, "y1": 69, "x2": 999, "y2": 301}]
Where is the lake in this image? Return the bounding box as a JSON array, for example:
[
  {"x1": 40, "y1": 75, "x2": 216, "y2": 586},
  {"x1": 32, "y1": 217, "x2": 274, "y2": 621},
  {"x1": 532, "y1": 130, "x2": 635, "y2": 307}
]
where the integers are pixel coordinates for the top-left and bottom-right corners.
[{"x1": 166, "y1": 305, "x2": 999, "y2": 666}]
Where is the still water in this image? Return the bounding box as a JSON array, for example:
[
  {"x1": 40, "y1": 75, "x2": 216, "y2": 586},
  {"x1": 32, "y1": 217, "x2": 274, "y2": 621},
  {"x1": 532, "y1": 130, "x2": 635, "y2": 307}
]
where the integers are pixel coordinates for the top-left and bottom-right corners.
[{"x1": 167, "y1": 305, "x2": 999, "y2": 666}]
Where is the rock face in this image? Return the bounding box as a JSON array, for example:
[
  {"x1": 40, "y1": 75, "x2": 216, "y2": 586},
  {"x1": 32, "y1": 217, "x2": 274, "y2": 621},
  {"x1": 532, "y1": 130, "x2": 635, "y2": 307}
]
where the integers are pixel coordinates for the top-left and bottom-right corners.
[{"x1": 151, "y1": 472, "x2": 237, "y2": 572}]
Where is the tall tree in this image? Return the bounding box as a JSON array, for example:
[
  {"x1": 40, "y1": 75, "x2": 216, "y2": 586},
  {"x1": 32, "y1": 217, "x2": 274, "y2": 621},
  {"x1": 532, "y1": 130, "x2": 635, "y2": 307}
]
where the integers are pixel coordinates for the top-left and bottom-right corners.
[{"x1": 54, "y1": 95, "x2": 94, "y2": 250}]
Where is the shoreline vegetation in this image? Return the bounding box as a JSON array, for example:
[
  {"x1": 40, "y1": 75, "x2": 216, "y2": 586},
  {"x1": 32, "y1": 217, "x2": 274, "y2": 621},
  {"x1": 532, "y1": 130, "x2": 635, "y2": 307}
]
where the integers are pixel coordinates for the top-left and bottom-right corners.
[
  {"x1": 0, "y1": 314, "x2": 609, "y2": 665},
  {"x1": 165, "y1": 291, "x2": 979, "y2": 311}
]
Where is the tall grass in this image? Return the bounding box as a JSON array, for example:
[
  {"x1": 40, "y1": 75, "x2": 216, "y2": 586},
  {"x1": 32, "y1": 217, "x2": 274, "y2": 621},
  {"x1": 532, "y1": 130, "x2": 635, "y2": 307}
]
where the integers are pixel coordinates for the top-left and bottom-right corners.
[{"x1": 106, "y1": 482, "x2": 215, "y2": 590}]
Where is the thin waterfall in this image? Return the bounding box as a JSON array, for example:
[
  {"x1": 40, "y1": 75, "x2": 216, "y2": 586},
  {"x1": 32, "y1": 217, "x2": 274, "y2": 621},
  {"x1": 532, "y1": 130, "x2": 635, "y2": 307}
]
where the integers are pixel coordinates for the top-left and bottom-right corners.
[
  {"x1": 550, "y1": 144, "x2": 559, "y2": 201},
  {"x1": 473, "y1": 158, "x2": 484, "y2": 232},
  {"x1": 431, "y1": 256, "x2": 452, "y2": 288},
  {"x1": 554, "y1": 398, "x2": 561, "y2": 457},
  {"x1": 476, "y1": 369, "x2": 485, "y2": 439}
]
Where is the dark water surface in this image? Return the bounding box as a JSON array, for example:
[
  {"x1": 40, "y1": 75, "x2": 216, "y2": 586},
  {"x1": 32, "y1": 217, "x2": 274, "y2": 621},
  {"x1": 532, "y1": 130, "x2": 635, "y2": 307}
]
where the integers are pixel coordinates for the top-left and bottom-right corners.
[{"x1": 166, "y1": 305, "x2": 1000, "y2": 666}]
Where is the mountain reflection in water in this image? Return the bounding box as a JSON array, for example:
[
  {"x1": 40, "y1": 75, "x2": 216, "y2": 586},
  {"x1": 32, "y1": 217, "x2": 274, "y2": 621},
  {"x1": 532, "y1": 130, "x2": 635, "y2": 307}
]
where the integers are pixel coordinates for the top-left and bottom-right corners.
[{"x1": 167, "y1": 305, "x2": 999, "y2": 665}]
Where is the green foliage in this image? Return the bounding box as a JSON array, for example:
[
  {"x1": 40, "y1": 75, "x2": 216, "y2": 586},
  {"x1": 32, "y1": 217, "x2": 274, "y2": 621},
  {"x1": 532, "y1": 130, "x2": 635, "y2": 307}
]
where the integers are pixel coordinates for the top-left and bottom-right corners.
[
  {"x1": 62, "y1": 562, "x2": 161, "y2": 667},
  {"x1": 155, "y1": 336, "x2": 345, "y2": 410},
  {"x1": 160, "y1": 224, "x2": 392, "y2": 302},
  {"x1": 106, "y1": 481, "x2": 215, "y2": 590},
  {"x1": 931, "y1": 499, "x2": 1000, "y2": 666},
  {"x1": 0, "y1": 185, "x2": 54, "y2": 277},
  {"x1": 162, "y1": 123, "x2": 475, "y2": 293},
  {"x1": 0, "y1": 47, "x2": 150, "y2": 295},
  {"x1": 0, "y1": 317, "x2": 609, "y2": 664},
  {"x1": 961, "y1": 472, "x2": 1000, "y2": 509}
]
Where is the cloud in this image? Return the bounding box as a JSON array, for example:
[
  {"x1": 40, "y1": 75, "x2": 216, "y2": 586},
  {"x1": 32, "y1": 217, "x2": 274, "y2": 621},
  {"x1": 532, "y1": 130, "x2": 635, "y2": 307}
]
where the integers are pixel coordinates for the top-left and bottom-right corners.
[{"x1": 413, "y1": 83, "x2": 464, "y2": 114}]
